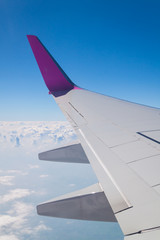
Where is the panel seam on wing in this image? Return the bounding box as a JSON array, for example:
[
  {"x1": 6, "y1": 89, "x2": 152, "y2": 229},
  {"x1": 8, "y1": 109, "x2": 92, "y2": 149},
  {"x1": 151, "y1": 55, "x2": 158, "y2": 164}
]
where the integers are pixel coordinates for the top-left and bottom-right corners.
[{"x1": 68, "y1": 102, "x2": 85, "y2": 118}]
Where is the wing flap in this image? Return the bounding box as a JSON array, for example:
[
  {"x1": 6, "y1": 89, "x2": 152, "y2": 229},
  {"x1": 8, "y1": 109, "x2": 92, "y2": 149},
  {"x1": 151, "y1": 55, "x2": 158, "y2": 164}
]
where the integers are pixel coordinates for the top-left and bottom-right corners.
[
  {"x1": 38, "y1": 142, "x2": 89, "y2": 164},
  {"x1": 37, "y1": 183, "x2": 117, "y2": 222}
]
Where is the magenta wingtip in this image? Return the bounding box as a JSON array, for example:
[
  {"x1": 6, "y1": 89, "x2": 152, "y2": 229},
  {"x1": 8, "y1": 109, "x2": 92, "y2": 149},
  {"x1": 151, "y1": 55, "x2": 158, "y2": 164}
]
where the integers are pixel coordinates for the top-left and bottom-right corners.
[
  {"x1": 27, "y1": 34, "x2": 36, "y2": 37},
  {"x1": 27, "y1": 35, "x2": 80, "y2": 95},
  {"x1": 27, "y1": 35, "x2": 38, "y2": 41}
]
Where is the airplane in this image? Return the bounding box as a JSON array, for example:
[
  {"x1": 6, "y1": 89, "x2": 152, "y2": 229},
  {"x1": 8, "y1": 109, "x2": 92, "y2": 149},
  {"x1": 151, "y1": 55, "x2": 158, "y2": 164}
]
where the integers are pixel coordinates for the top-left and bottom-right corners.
[{"x1": 27, "y1": 35, "x2": 160, "y2": 240}]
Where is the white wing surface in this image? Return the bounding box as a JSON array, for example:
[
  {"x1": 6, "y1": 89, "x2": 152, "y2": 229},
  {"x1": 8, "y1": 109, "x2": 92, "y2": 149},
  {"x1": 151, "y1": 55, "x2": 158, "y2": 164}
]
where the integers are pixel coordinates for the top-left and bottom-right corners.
[{"x1": 27, "y1": 35, "x2": 160, "y2": 240}]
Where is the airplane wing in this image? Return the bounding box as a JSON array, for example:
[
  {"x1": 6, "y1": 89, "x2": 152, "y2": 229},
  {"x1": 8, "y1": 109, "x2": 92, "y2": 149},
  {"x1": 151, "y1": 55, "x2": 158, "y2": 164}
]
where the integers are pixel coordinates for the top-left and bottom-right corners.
[{"x1": 27, "y1": 35, "x2": 160, "y2": 240}]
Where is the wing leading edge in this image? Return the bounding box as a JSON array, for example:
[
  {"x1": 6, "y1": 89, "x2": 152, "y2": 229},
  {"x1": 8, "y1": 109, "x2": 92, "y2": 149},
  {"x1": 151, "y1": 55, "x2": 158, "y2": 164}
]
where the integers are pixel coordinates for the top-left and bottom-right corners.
[{"x1": 27, "y1": 35, "x2": 160, "y2": 240}]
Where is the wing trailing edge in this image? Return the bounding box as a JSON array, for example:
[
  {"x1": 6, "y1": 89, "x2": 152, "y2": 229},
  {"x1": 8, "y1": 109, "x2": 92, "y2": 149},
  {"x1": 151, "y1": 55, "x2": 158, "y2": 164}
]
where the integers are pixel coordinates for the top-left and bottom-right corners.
[
  {"x1": 37, "y1": 183, "x2": 117, "y2": 222},
  {"x1": 38, "y1": 142, "x2": 89, "y2": 164}
]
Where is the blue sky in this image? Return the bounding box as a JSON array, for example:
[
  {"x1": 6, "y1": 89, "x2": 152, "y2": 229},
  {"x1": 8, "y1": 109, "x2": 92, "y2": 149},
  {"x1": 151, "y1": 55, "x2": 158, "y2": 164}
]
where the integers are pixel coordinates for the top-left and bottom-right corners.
[{"x1": 0, "y1": 0, "x2": 160, "y2": 120}]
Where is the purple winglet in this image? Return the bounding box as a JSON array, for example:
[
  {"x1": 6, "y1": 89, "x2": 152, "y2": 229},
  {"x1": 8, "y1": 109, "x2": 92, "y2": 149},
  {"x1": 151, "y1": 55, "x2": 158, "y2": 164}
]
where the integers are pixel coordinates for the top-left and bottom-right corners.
[{"x1": 27, "y1": 35, "x2": 80, "y2": 95}]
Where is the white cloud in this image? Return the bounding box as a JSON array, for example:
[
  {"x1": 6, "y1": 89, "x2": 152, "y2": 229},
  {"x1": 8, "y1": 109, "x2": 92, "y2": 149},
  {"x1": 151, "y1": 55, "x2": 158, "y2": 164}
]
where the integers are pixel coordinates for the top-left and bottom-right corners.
[
  {"x1": 6, "y1": 170, "x2": 28, "y2": 176},
  {"x1": 0, "y1": 201, "x2": 51, "y2": 238},
  {"x1": 0, "y1": 235, "x2": 20, "y2": 240},
  {"x1": 6, "y1": 202, "x2": 34, "y2": 231},
  {"x1": 0, "y1": 176, "x2": 15, "y2": 186},
  {"x1": 28, "y1": 164, "x2": 39, "y2": 169},
  {"x1": 0, "y1": 170, "x2": 28, "y2": 176},
  {"x1": 34, "y1": 221, "x2": 51, "y2": 232},
  {"x1": 40, "y1": 174, "x2": 48, "y2": 178},
  {"x1": 7, "y1": 201, "x2": 34, "y2": 217},
  {"x1": 21, "y1": 221, "x2": 51, "y2": 235},
  {"x1": 0, "y1": 121, "x2": 77, "y2": 238},
  {"x1": 7, "y1": 170, "x2": 21, "y2": 174},
  {"x1": 69, "y1": 183, "x2": 76, "y2": 187},
  {"x1": 0, "y1": 214, "x2": 17, "y2": 227},
  {"x1": 0, "y1": 189, "x2": 34, "y2": 204},
  {"x1": 0, "y1": 121, "x2": 76, "y2": 151}
]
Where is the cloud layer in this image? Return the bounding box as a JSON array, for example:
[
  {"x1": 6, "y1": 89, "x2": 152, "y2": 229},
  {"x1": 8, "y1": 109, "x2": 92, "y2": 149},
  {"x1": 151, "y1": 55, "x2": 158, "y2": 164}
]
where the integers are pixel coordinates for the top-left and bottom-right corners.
[
  {"x1": 0, "y1": 121, "x2": 76, "y2": 239},
  {"x1": 0, "y1": 121, "x2": 117, "y2": 240},
  {"x1": 0, "y1": 121, "x2": 76, "y2": 151}
]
